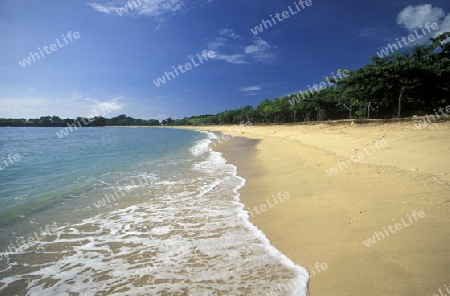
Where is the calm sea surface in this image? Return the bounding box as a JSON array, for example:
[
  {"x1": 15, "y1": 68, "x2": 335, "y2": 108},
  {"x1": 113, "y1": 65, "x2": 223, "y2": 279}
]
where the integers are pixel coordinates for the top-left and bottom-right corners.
[{"x1": 0, "y1": 127, "x2": 308, "y2": 295}]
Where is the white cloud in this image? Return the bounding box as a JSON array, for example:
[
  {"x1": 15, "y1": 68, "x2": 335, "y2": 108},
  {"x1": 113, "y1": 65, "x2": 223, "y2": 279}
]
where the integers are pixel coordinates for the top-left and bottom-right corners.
[
  {"x1": 397, "y1": 4, "x2": 445, "y2": 31},
  {"x1": 240, "y1": 86, "x2": 261, "y2": 91},
  {"x1": 239, "y1": 86, "x2": 262, "y2": 96},
  {"x1": 437, "y1": 14, "x2": 450, "y2": 36},
  {"x1": 88, "y1": 0, "x2": 193, "y2": 19},
  {"x1": 244, "y1": 38, "x2": 275, "y2": 62},
  {"x1": 207, "y1": 37, "x2": 227, "y2": 50},
  {"x1": 138, "y1": 0, "x2": 183, "y2": 17},
  {"x1": 87, "y1": 3, "x2": 116, "y2": 14},
  {"x1": 207, "y1": 30, "x2": 277, "y2": 64},
  {"x1": 396, "y1": 4, "x2": 450, "y2": 43},
  {"x1": 359, "y1": 5, "x2": 449, "y2": 42},
  {"x1": 214, "y1": 53, "x2": 247, "y2": 64},
  {"x1": 219, "y1": 28, "x2": 241, "y2": 39}
]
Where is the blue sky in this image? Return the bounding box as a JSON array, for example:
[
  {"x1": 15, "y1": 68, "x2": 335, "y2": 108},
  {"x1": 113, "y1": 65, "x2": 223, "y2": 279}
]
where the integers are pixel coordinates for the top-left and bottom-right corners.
[{"x1": 1, "y1": 0, "x2": 449, "y2": 120}]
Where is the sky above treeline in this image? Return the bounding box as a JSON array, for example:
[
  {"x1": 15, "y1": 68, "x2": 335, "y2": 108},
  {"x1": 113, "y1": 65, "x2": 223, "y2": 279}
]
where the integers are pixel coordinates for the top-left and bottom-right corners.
[{"x1": 1, "y1": 0, "x2": 449, "y2": 120}]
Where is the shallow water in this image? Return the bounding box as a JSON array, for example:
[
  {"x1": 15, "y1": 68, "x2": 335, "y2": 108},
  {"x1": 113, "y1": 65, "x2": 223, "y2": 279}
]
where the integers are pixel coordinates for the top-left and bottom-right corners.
[{"x1": 0, "y1": 127, "x2": 309, "y2": 295}]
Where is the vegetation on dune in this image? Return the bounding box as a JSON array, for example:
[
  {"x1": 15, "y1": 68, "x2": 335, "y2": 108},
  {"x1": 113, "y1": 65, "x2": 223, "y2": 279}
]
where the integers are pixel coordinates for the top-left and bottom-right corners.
[{"x1": 1, "y1": 33, "x2": 449, "y2": 127}]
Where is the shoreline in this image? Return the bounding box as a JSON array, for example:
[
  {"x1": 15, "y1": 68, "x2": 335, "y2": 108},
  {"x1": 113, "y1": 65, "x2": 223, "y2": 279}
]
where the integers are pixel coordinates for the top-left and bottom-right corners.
[{"x1": 179, "y1": 121, "x2": 450, "y2": 295}]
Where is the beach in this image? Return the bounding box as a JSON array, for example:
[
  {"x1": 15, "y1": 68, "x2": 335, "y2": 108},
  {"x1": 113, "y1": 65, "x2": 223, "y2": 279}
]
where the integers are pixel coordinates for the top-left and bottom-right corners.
[{"x1": 182, "y1": 120, "x2": 450, "y2": 295}]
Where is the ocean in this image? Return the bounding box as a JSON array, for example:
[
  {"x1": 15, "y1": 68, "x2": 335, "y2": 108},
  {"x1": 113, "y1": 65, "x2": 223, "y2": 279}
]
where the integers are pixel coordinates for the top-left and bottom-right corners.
[{"x1": 0, "y1": 127, "x2": 309, "y2": 295}]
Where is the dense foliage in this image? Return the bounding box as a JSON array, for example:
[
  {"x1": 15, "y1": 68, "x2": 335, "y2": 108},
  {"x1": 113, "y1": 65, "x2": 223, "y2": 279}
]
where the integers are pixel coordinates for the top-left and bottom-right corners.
[{"x1": 1, "y1": 33, "x2": 449, "y2": 127}]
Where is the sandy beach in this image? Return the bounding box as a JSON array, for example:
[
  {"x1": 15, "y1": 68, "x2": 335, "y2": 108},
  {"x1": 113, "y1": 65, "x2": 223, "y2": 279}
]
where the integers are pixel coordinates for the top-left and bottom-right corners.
[{"x1": 180, "y1": 119, "x2": 450, "y2": 295}]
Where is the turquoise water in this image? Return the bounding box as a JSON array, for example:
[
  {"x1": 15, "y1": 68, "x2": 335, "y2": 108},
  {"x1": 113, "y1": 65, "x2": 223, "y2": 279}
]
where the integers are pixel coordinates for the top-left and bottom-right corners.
[
  {"x1": 0, "y1": 127, "x2": 309, "y2": 295},
  {"x1": 0, "y1": 127, "x2": 202, "y2": 224}
]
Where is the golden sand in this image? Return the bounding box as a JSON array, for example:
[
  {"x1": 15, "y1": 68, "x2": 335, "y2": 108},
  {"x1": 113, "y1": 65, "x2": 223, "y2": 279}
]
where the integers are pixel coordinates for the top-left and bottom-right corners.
[{"x1": 179, "y1": 120, "x2": 450, "y2": 295}]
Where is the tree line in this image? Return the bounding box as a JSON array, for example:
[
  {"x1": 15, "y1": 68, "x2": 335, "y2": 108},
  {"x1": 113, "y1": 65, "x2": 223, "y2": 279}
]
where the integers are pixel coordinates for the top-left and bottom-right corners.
[
  {"x1": 1, "y1": 33, "x2": 449, "y2": 127},
  {"x1": 0, "y1": 115, "x2": 160, "y2": 127}
]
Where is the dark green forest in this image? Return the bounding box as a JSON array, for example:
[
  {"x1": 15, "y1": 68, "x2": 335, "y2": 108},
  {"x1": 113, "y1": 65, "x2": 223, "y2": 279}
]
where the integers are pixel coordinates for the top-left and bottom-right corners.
[{"x1": 1, "y1": 33, "x2": 449, "y2": 127}]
